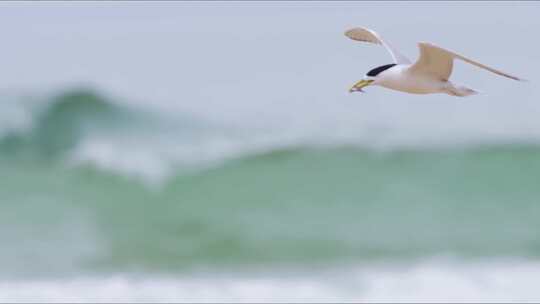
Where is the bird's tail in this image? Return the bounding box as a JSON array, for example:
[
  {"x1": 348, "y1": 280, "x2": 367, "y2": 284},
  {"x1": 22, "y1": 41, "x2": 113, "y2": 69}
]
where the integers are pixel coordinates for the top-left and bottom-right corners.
[{"x1": 444, "y1": 83, "x2": 478, "y2": 97}]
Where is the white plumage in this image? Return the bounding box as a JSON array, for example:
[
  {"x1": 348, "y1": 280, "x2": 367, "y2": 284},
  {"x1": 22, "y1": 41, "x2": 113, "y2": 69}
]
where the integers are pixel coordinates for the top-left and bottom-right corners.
[{"x1": 345, "y1": 27, "x2": 524, "y2": 97}]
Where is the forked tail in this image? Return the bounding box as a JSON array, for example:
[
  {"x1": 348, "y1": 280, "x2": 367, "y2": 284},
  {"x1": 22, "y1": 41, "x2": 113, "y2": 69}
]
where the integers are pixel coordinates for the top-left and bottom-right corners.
[{"x1": 444, "y1": 82, "x2": 478, "y2": 97}]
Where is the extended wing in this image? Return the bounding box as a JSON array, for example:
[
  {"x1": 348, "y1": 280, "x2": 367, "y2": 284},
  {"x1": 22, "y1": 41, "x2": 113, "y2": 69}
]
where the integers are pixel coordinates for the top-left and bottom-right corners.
[
  {"x1": 409, "y1": 42, "x2": 524, "y2": 81},
  {"x1": 345, "y1": 27, "x2": 411, "y2": 65}
]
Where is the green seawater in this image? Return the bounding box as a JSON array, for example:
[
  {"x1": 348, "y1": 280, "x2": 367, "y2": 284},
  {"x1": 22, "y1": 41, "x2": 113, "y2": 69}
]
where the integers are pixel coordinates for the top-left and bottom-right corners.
[
  {"x1": 2, "y1": 146, "x2": 540, "y2": 276},
  {"x1": 1, "y1": 90, "x2": 539, "y2": 278}
]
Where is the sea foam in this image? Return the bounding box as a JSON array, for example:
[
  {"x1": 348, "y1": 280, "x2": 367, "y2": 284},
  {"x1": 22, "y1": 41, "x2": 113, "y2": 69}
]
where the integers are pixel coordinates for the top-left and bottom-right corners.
[{"x1": 2, "y1": 259, "x2": 539, "y2": 303}]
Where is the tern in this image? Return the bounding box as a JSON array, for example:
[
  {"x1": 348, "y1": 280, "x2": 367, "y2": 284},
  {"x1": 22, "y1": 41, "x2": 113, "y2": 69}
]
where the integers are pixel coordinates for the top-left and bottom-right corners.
[{"x1": 346, "y1": 27, "x2": 525, "y2": 96}]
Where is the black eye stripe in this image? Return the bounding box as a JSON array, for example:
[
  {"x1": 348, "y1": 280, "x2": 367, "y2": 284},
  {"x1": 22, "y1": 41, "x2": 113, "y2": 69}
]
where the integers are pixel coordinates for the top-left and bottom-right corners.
[{"x1": 367, "y1": 64, "x2": 397, "y2": 77}]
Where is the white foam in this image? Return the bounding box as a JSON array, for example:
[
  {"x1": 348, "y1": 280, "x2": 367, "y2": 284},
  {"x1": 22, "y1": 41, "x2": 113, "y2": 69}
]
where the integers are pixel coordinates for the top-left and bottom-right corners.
[
  {"x1": 2, "y1": 259, "x2": 540, "y2": 303},
  {"x1": 68, "y1": 128, "x2": 310, "y2": 185}
]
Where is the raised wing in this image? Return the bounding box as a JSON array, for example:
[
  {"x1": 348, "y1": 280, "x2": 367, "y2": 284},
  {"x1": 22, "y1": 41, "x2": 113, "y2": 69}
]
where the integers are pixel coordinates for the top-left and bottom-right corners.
[
  {"x1": 409, "y1": 42, "x2": 524, "y2": 81},
  {"x1": 345, "y1": 27, "x2": 411, "y2": 64}
]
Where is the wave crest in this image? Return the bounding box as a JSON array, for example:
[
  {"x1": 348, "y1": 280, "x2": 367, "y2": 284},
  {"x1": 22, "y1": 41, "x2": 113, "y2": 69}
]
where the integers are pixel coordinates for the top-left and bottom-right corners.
[{"x1": 0, "y1": 89, "x2": 127, "y2": 159}]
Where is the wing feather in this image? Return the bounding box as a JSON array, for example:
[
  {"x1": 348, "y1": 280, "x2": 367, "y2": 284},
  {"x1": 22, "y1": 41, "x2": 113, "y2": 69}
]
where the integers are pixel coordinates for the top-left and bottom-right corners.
[
  {"x1": 409, "y1": 42, "x2": 524, "y2": 81},
  {"x1": 345, "y1": 27, "x2": 411, "y2": 64}
]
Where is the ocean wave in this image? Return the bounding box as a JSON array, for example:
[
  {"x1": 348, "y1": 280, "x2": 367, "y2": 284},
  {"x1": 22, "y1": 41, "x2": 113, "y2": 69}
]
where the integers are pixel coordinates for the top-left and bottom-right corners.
[
  {"x1": 1, "y1": 145, "x2": 540, "y2": 276},
  {"x1": 2, "y1": 88, "x2": 540, "y2": 183},
  {"x1": 2, "y1": 89, "x2": 540, "y2": 277},
  {"x1": 0, "y1": 88, "x2": 237, "y2": 181},
  {"x1": 0, "y1": 89, "x2": 312, "y2": 182},
  {"x1": 0, "y1": 89, "x2": 127, "y2": 158}
]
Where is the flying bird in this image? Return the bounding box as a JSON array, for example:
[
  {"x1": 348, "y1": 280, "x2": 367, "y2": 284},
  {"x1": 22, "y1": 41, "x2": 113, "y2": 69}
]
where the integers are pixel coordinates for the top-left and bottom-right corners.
[{"x1": 345, "y1": 27, "x2": 525, "y2": 96}]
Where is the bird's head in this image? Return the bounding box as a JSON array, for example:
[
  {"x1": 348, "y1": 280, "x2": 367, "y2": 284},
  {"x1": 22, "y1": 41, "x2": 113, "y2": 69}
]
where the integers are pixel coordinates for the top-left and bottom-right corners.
[{"x1": 349, "y1": 63, "x2": 397, "y2": 93}]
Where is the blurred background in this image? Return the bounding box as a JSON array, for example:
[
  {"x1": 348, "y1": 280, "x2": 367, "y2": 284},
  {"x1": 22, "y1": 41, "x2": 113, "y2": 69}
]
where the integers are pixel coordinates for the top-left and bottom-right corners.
[{"x1": 1, "y1": 1, "x2": 539, "y2": 302}]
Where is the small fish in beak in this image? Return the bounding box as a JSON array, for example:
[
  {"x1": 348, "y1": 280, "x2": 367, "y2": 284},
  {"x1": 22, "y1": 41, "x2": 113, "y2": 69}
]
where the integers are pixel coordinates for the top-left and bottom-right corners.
[
  {"x1": 349, "y1": 87, "x2": 365, "y2": 93},
  {"x1": 349, "y1": 79, "x2": 374, "y2": 93}
]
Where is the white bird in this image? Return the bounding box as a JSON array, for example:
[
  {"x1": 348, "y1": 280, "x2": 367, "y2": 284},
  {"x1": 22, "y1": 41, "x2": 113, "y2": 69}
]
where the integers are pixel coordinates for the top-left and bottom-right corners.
[{"x1": 345, "y1": 27, "x2": 525, "y2": 97}]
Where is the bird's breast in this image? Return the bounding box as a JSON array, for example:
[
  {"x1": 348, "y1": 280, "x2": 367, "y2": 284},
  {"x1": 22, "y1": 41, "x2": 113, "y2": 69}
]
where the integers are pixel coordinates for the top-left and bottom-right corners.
[{"x1": 377, "y1": 67, "x2": 445, "y2": 94}]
